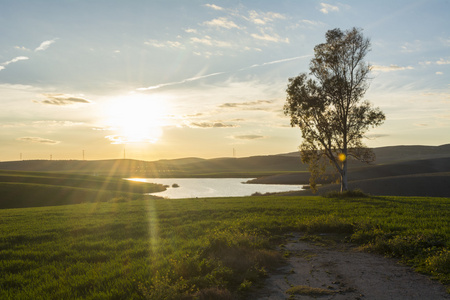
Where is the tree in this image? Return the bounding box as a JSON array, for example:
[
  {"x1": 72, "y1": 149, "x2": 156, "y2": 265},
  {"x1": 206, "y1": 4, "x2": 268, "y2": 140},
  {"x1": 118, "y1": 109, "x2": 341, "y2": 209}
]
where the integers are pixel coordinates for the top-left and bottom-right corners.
[{"x1": 284, "y1": 28, "x2": 385, "y2": 193}]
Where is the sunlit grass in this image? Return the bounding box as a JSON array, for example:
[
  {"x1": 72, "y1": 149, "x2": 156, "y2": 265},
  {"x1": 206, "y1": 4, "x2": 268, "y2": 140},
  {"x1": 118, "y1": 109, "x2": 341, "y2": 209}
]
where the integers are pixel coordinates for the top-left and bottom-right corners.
[{"x1": 1, "y1": 195, "x2": 449, "y2": 299}]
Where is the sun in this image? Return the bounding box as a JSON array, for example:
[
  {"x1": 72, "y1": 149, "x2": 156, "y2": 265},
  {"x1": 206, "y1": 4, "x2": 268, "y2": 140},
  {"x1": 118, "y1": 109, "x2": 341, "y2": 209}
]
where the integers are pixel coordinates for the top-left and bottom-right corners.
[{"x1": 104, "y1": 94, "x2": 168, "y2": 144}]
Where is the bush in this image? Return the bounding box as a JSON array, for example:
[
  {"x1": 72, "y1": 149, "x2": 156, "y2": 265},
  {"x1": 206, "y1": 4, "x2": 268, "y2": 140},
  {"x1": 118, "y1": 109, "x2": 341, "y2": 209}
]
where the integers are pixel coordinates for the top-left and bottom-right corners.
[
  {"x1": 425, "y1": 249, "x2": 450, "y2": 274},
  {"x1": 324, "y1": 189, "x2": 369, "y2": 198}
]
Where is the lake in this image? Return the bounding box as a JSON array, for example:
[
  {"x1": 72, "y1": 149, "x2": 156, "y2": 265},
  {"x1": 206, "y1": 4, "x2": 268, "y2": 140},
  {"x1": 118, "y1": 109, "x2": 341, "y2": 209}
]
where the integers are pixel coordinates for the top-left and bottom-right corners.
[{"x1": 128, "y1": 178, "x2": 304, "y2": 199}]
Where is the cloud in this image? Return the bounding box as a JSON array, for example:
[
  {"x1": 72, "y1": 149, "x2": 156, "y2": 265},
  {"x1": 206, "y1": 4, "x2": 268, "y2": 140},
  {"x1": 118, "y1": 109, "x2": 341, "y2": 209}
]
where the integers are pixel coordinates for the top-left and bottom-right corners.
[
  {"x1": 2, "y1": 56, "x2": 29, "y2": 66},
  {"x1": 365, "y1": 133, "x2": 389, "y2": 139},
  {"x1": 34, "y1": 93, "x2": 92, "y2": 106},
  {"x1": 188, "y1": 122, "x2": 237, "y2": 128},
  {"x1": 144, "y1": 39, "x2": 185, "y2": 49},
  {"x1": 371, "y1": 64, "x2": 414, "y2": 72},
  {"x1": 204, "y1": 3, "x2": 224, "y2": 11},
  {"x1": 32, "y1": 120, "x2": 84, "y2": 127},
  {"x1": 137, "y1": 55, "x2": 310, "y2": 91},
  {"x1": 251, "y1": 30, "x2": 289, "y2": 43},
  {"x1": 436, "y1": 58, "x2": 450, "y2": 65},
  {"x1": 190, "y1": 36, "x2": 232, "y2": 47},
  {"x1": 246, "y1": 10, "x2": 286, "y2": 25},
  {"x1": 220, "y1": 100, "x2": 273, "y2": 108},
  {"x1": 137, "y1": 71, "x2": 226, "y2": 91},
  {"x1": 401, "y1": 40, "x2": 422, "y2": 53},
  {"x1": 105, "y1": 135, "x2": 158, "y2": 144},
  {"x1": 15, "y1": 46, "x2": 30, "y2": 51},
  {"x1": 296, "y1": 19, "x2": 325, "y2": 27},
  {"x1": 203, "y1": 17, "x2": 241, "y2": 29},
  {"x1": 420, "y1": 58, "x2": 450, "y2": 66},
  {"x1": 1, "y1": 121, "x2": 84, "y2": 128},
  {"x1": 436, "y1": 72, "x2": 444, "y2": 75},
  {"x1": 233, "y1": 134, "x2": 265, "y2": 140},
  {"x1": 35, "y1": 39, "x2": 57, "y2": 51},
  {"x1": 17, "y1": 137, "x2": 60, "y2": 144},
  {"x1": 244, "y1": 55, "x2": 311, "y2": 69},
  {"x1": 0, "y1": 56, "x2": 30, "y2": 71},
  {"x1": 320, "y1": 3, "x2": 339, "y2": 14}
]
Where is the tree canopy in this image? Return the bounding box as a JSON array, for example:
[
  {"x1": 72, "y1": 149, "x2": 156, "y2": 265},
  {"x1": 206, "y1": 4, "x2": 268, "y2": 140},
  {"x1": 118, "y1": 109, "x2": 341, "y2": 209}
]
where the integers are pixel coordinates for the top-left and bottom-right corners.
[{"x1": 284, "y1": 27, "x2": 385, "y2": 192}]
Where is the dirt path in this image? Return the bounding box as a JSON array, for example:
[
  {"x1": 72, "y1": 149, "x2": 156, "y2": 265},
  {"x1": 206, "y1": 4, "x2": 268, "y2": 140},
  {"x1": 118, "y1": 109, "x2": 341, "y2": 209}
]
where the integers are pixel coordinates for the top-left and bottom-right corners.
[{"x1": 254, "y1": 234, "x2": 449, "y2": 300}]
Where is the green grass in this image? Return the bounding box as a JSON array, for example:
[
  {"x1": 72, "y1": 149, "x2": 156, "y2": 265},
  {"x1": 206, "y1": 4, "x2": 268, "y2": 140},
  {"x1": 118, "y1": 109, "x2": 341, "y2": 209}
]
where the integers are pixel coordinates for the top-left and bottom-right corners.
[{"x1": 1, "y1": 195, "x2": 449, "y2": 299}]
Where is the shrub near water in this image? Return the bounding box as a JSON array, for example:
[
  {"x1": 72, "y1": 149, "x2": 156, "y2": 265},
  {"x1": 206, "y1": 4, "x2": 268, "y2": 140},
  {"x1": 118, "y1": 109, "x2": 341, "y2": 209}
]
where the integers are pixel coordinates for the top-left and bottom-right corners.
[{"x1": 1, "y1": 195, "x2": 449, "y2": 298}]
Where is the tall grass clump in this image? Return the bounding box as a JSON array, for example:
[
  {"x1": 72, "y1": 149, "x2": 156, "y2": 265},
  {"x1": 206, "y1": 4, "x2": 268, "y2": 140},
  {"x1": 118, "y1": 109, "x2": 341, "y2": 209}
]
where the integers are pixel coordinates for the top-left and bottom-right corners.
[{"x1": 324, "y1": 189, "x2": 369, "y2": 198}]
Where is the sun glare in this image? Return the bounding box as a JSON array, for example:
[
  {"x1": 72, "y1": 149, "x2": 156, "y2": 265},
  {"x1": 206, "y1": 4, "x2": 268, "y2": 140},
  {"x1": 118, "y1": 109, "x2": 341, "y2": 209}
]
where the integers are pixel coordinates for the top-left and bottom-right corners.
[{"x1": 104, "y1": 94, "x2": 168, "y2": 144}]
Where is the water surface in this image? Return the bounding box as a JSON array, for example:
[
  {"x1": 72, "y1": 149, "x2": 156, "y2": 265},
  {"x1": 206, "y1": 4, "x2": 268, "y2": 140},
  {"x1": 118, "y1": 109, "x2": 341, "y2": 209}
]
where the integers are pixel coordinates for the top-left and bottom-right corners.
[{"x1": 128, "y1": 178, "x2": 304, "y2": 199}]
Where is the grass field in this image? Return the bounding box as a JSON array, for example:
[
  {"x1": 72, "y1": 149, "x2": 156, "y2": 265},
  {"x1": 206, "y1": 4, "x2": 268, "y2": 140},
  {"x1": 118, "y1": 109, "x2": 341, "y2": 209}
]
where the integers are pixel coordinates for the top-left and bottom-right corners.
[{"x1": 1, "y1": 194, "x2": 449, "y2": 299}]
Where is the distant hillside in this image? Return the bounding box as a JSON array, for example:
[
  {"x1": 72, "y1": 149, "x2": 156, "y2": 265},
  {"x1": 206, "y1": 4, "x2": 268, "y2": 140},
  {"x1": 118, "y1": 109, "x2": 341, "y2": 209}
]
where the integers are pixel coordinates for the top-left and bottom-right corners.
[
  {"x1": 249, "y1": 157, "x2": 450, "y2": 184},
  {"x1": 284, "y1": 172, "x2": 450, "y2": 197},
  {"x1": 0, "y1": 170, "x2": 165, "y2": 209},
  {"x1": 0, "y1": 144, "x2": 449, "y2": 178}
]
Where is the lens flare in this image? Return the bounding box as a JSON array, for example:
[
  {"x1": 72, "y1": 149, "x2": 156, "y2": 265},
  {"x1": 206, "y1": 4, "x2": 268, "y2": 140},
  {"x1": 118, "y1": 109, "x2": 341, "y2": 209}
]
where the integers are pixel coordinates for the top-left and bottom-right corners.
[{"x1": 338, "y1": 153, "x2": 346, "y2": 162}]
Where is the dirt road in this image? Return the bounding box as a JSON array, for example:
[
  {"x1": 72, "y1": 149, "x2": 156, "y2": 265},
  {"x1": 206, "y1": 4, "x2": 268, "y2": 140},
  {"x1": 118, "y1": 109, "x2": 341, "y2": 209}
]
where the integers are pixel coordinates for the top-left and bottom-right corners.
[{"x1": 254, "y1": 234, "x2": 449, "y2": 300}]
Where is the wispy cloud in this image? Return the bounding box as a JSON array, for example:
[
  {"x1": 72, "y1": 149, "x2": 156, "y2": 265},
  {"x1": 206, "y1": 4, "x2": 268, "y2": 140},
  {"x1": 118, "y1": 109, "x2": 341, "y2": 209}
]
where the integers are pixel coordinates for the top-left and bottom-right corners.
[
  {"x1": 295, "y1": 19, "x2": 325, "y2": 27},
  {"x1": 2, "y1": 56, "x2": 29, "y2": 66},
  {"x1": 401, "y1": 40, "x2": 421, "y2": 53},
  {"x1": 246, "y1": 10, "x2": 286, "y2": 25},
  {"x1": 17, "y1": 137, "x2": 60, "y2": 144},
  {"x1": 137, "y1": 55, "x2": 310, "y2": 91},
  {"x1": 34, "y1": 94, "x2": 92, "y2": 106},
  {"x1": 244, "y1": 55, "x2": 311, "y2": 69},
  {"x1": 436, "y1": 58, "x2": 450, "y2": 65},
  {"x1": 220, "y1": 100, "x2": 273, "y2": 108},
  {"x1": 420, "y1": 58, "x2": 450, "y2": 66},
  {"x1": 0, "y1": 56, "x2": 29, "y2": 71},
  {"x1": 35, "y1": 39, "x2": 57, "y2": 52},
  {"x1": 188, "y1": 122, "x2": 237, "y2": 128},
  {"x1": 319, "y1": 3, "x2": 339, "y2": 14},
  {"x1": 204, "y1": 3, "x2": 224, "y2": 11},
  {"x1": 365, "y1": 133, "x2": 389, "y2": 139},
  {"x1": 137, "y1": 72, "x2": 226, "y2": 91},
  {"x1": 15, "y1": 46, "x2": 30, "y2": 51},
  {"x1": 251, "y1": 29, "x2": 289, "y2": 43},
  {"x1": 233, "y1": 134, "x2": 265, "y2": 140},
  {"x1": 203, "y1": 17, "x2": 241, "y2": 29},
  {"x1": 32, "y1": 120, "x2": 85, "y2": 127},
  {"x1": 371, "y1": 64, "x2": 414, "y2": 72},
  {"x1": 1, "y1": 120, "x2": 84, "y2": 128},
  {"x1": 190, "y1": 36, "x2": 232, "y2": 47},
  {"x1": 105, "y1": 135, "x2": 158, "y2": 144},
  {"x1": 144, "y1": 39, "x2": 185, "y2": 49}
]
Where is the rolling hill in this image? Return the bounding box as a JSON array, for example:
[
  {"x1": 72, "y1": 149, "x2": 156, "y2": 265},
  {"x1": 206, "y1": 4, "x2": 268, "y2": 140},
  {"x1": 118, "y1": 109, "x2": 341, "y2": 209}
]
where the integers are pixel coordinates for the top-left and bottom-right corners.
[{"x1": 1, "y1": 144, "x2": 449, "y2": 177}]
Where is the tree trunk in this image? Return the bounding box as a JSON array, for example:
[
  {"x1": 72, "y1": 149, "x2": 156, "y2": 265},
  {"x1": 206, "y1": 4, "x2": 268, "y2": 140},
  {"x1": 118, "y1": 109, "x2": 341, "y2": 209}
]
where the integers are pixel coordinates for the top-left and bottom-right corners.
[{"x1": 340, "y1": 159, "x2": 348, "y2": 192}]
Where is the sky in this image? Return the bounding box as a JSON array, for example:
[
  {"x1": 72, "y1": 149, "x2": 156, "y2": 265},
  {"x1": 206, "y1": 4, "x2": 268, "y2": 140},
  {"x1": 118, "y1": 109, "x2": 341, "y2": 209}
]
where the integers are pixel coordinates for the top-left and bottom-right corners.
[{"x1": 0, "y1": 0, "x2": 449, "y2": 161}]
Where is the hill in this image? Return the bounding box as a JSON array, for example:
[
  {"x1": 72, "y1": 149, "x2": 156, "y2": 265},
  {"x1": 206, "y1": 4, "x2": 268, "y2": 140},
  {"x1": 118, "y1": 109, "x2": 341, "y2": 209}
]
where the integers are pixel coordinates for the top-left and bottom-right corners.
[
  {"x1": 249, "y1": 156, "x2": 450, "y2": 197},
  {"x1": 0, "y1": 170, "x2": 165, "y2": 209},
  {"x1": 1, "y1": 144, "x2": 449, "y2": 177}
]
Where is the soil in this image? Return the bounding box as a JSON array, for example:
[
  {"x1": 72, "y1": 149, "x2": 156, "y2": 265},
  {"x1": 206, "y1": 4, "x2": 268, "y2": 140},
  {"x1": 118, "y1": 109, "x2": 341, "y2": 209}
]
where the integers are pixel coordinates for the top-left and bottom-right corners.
[{"x1": 253, "y1": 234, "x2": 450, "y2": 300}]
